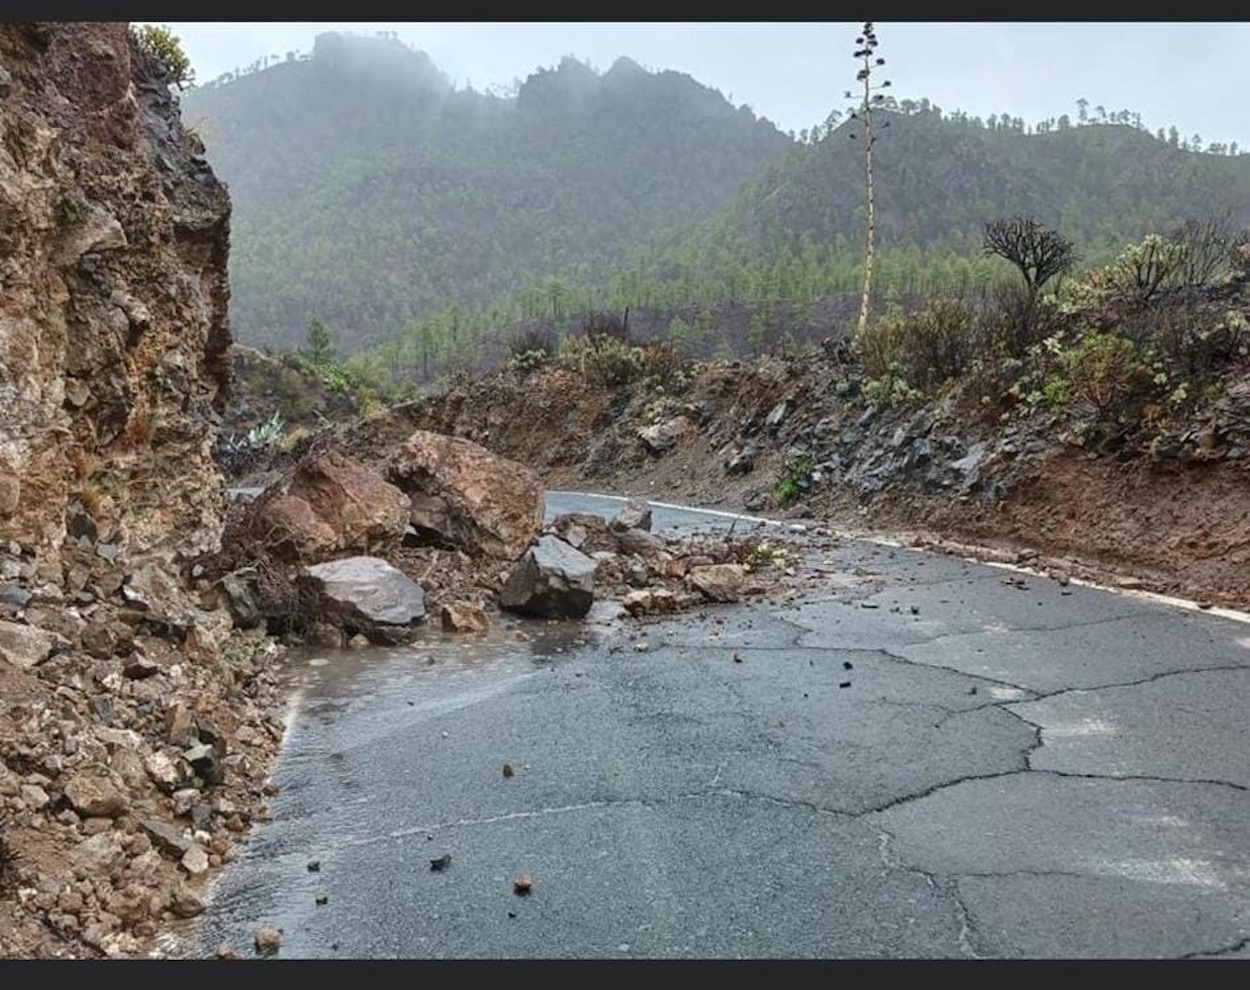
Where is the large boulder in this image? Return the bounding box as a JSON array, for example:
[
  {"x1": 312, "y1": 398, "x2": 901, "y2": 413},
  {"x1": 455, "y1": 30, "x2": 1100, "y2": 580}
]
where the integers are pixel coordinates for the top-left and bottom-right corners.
[
  {"x1": 389, "y1": 431, "x2": 544, "y2": 561},
  {"x1": 499, "y1": 536, "x2": 596, "y2": 619},
  {"x1": 301, "y1": 556, "x2": 426, "y2": 643},
  {"x1": 242, "y1": 448, "x2": 409, "y2": 563}
]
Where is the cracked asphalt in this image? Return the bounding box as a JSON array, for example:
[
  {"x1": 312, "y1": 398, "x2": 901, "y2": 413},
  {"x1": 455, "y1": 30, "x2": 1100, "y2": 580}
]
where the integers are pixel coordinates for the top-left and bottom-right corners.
[{"x1": 183, "y1": 494, "x2": 1250, "y2": 959}]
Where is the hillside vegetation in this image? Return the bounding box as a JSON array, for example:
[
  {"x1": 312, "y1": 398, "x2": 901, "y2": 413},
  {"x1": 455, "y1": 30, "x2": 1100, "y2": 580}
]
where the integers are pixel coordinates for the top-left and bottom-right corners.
[
  {"x1": 184, "y1": 31, "x2": 1250, "y2": 390},
  {"x1": 182, "y1": 32, "x2": 791, "y2": 352}
]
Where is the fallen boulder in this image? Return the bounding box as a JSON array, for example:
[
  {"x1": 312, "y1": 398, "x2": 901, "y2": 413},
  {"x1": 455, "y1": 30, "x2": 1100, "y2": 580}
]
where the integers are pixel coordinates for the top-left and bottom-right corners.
[
  {"x1": 609, "y1": 499, "x2": 653, "y2": 533},
  {"x1": 301, "y1": 556, "x2": 426, "y2": 642},
  {"x1": 241, "y1": 448, "x2": 409, "y2": 564},
  {"x1": 688, "y1": 563, "x2": 747, "y2": 603},
  {"x1": 499, "y1": 536, "x2": 596, "y2": 619},
  {"x1": 390, "y1": 431, "x2": 544, "y2": 561}
]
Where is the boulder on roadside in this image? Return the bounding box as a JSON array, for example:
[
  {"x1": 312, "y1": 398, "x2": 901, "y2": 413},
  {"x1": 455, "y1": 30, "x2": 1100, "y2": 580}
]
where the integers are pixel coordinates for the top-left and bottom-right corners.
[
  {"x1": 687, "y1": 563, "x2": 747, "y2": 603},
  {"x1": 301, "y1": 556, "x2": 426, "y2": 643},
  {"x1": 609, "y1": 499, "x2": 653, "y2": 533},
  {"x1": 389, "y1": 431, "x2": 544, "y2": 561},
  {"x1": 499, "y1": 536, "x2": 596, "y2": 619},
  {"x1": 240, "y1": 447, "x2": 409, "y2": 564},
  {"x1": 614, "y1": 528, "x2": 667, "y2": 558}
]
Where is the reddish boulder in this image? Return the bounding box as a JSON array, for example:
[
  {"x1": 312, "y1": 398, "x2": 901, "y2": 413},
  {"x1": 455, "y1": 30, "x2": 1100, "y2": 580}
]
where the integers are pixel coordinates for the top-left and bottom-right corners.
[
  {"x1": 243, "y1": 447, "x2": 408, "y2": 563},
  {"x1": 389, "y1": 431, "x2": 544, "y2": 561}
]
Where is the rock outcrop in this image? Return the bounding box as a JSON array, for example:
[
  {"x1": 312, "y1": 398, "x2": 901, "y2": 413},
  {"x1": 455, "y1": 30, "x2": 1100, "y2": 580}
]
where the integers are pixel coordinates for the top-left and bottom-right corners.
[{"x1": 0, "y1": 23, "x2": 232, "y2": 577}]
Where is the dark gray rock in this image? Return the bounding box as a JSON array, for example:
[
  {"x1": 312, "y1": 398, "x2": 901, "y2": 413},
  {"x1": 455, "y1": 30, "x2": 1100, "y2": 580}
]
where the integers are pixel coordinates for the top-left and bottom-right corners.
[
  {"x1": 500, "y1": 536, "x2": 596, "y2": 619},
  {"x1": 724, "y1": 444, "x2": 757, "y2": 476},
  {"x1": 219, "y1": 569, "x2": 262, "y2": 630},
  {"x1": 609, "y1": 498, "x2": 652, "y2": 533}
]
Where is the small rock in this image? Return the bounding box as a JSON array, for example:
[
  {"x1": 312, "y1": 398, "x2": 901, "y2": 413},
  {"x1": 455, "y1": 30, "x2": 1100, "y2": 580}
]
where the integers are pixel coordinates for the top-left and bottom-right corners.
[
  {"x1": 169, "y1": 883, "x2": 205, "y2": 918},
  {"x1": 253, "y1": 926, "x2": 282, "y2": 955},
  {"x1": 181, "y1": 845, "x2": 210, "y2": 875},
  {"x1": 440, "y1": 601, "x2": 489, "y2": 633},
  {"x1": 63, "y1": 774, "x2": 128, "y2": 819},
  {"x1": 429, "y1": 854, "x2": 452, "y2": 872},
  {"x1": 315, "y1": 894, "x2": 329, "y2": 906},
  {"x1": 502, "y1": 763, "x2": 515, "y2": 778},
  {"x1": 140, "y1": 818, "x2": 193, "y2": 858},
  {"x1": 122, "y1": 656, "x2": 160, "y2": 680},
  {"x1": 513, "y1": 873, "x2": 534, "y2": 895},
  {"x1": 19, "y1": 784, "x2": 50, "y2": 810},
  {"x1": 215, "y1": 945, "x2": 240, "y2": 960}
]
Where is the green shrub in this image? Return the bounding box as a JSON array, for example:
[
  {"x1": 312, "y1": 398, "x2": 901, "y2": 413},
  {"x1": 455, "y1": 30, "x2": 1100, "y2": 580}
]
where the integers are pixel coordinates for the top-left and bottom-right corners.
[
  {"x1": 774, "y1": 453, "x2": 816, "y2": 506},
  {"x1": 857, "y1": 297, "x2": 979, "y2": 393},
  {"x1": 132, "y1": 24, "x2": 194, "y2": 89},
  {"x1": 1054, "y1": 332, "x2": 1148, "y2": 418}
]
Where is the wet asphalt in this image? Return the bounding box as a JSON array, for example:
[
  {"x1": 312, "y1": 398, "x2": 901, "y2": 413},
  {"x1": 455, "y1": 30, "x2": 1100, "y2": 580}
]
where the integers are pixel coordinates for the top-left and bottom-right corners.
[{"x1": 181, "y1": 493, "x2": 1250, "y2": 959}]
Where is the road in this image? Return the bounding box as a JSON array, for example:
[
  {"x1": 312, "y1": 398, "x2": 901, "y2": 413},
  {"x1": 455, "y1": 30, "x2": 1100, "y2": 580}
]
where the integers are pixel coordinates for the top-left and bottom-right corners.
[{"x1": 181, "y1": 492, "x2": 1250, "y2": 959}]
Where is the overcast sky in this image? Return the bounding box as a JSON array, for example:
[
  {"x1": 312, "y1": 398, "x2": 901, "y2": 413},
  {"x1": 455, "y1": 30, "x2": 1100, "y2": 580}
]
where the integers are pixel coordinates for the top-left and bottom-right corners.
[{"x1": 153, "y1": 22, "x2": 1250, "y2": 149}]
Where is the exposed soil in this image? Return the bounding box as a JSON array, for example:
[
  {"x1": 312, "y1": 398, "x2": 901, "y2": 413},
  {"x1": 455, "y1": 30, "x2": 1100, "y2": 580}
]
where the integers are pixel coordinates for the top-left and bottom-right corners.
[{"x1": 237, "y1": 348, "x2": 1250, "y2": 614}]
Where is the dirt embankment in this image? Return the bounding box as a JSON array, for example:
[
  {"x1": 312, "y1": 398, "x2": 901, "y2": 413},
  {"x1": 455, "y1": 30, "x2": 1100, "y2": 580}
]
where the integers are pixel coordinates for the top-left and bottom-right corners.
[{"x1": 233, "y1": 343, "x2": 1250, "y2": 613}]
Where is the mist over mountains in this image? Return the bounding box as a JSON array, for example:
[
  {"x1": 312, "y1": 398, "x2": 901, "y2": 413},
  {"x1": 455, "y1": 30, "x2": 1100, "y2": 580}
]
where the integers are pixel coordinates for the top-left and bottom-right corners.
[{"x1": 183, "y1": 31, "x2": 1250, "y2": 355}]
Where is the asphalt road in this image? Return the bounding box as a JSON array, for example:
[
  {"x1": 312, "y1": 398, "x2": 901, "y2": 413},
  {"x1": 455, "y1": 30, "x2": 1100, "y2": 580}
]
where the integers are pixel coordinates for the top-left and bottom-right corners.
[{"x1": 181, "y1": 492, "x2": 1250, "y2": 959}]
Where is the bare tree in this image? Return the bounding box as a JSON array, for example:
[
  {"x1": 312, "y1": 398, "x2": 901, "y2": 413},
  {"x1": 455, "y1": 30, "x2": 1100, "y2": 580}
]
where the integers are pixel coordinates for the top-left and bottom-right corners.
[
  {"x1": 983, "y1": 217, "x2": 1077, "y2": 354},
  {"x1": 983, "y1": 216, "x2": 1077, "y2": 298},
  {"x1": 846, "y1": 22, "x2": 892, "y2": 340},
  {"x1": 1168, "y1": 212, "x2": 1249, "y2": 291}
]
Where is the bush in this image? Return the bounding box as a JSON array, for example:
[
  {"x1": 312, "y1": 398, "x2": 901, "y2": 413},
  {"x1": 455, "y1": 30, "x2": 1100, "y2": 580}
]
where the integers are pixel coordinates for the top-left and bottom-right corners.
[
  {"x1": 132, "y1": 24, "x2": 194, "y2": 89},
  {"x1": 560, "y1": 333, "x2": 645, "y2": 387},
  {"x1": 979, "y1": 280, "x2": 1071, "y2": 359},
  {"x1": 858, "y1": 297, "x2": 979, "y2": 394},
  {"x1": 506, "y1": 325, "x2": 556, "y2": 373},
  {"x1": 774, "y1": 453, "x2": 816, "y2": 506},
  {"x1": 1052, "y1": 332, "x2": 1149, "y2": 419}
]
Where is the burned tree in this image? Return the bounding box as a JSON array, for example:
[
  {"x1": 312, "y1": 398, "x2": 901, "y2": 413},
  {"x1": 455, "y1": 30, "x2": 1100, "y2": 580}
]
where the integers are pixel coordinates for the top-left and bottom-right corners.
[
  {"x1": 983, "y1": 216, "x2": 1077, "y2": 298},
  {"x1": 983, "y1": 216, "x2": 1077, "y2": 355}
]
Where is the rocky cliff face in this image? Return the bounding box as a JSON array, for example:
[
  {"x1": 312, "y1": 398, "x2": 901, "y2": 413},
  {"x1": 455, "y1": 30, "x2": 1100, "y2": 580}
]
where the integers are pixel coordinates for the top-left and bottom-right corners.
[{"x1": 0, "y1": 22, "x2": 231, "y2": 581}]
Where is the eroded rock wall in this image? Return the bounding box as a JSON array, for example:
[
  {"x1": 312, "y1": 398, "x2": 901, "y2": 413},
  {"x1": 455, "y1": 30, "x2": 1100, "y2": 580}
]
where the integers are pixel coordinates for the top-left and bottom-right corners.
[{"x1": 0, "y1": 22, "x2": 231, "y2": 579}]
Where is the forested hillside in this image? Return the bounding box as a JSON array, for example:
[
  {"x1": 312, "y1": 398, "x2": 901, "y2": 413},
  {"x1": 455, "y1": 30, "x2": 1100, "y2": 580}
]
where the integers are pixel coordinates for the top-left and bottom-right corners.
[
  {"x1": 182, "y1": 32, "x2": 791, "y2": 351},
  {"x1": 184, "y1": 30, "x2": 1250, "y2": 381},
  {"x1": 595, "y1": 103, "x2": 1250, "y2": 312}
]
